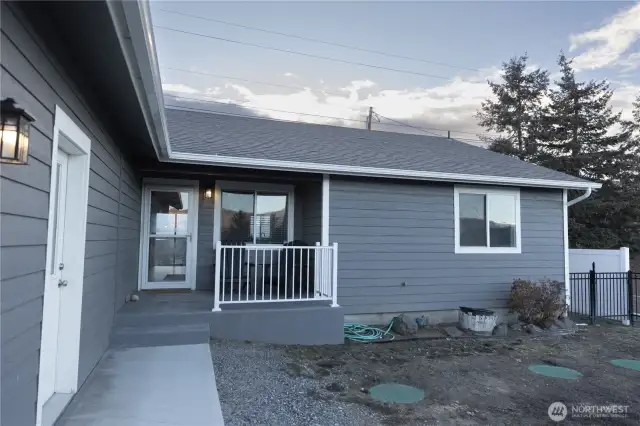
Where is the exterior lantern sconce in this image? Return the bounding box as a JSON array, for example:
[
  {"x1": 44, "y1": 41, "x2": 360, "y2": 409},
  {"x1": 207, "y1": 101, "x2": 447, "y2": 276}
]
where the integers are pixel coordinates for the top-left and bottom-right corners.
[
  {"x1": 204, "y1": 188, "x2": 213, "y2": 199},
  {"x1": 1, "y1": 98, "x2": 34, "y2": 165}
]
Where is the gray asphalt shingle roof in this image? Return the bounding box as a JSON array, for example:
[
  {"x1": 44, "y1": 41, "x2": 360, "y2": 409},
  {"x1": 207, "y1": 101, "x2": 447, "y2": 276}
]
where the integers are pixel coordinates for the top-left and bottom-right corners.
[{"x1": 167, "y1": 108, "x2": 592, "y2": 186}]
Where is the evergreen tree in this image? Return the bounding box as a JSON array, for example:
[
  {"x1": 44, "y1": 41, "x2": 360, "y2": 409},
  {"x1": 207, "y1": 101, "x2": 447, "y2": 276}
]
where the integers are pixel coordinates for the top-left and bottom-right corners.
[
  {"x1": 537, "y1": 54, "x2": 633, "y2": 180},
  {"x1": 538, "y1": 54, "x2": 640, "y2": 250},
  {"x1": 476, "y1": 54, "x2": 549, "y2": 160}
]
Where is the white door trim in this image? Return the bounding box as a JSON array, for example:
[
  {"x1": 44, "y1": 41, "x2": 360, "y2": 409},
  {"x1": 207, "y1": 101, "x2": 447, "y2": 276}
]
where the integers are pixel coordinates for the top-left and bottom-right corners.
[
  {"x1": 38, "y1": 106, "x2": 91, "y2": 426},
  {"x1": 138, "y1": 179, "x2": 199, "y2": 291}
]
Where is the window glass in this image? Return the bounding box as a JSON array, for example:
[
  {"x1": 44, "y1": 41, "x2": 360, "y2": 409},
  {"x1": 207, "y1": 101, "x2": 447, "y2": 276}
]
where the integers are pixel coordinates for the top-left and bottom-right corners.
[
  {"x1": 221, "y1": 191, "x2": 254, "y2": 244},
  {"x1": 255, "y1": 194, "x2": 288, "y2": 244},
  {"x1": 459, "y1": 193, "x2": 487, "y2": 247},
  {"x1": 489, "y1": 194, "x2": 517, "y2": 247},
  {"x1": 149, "y1": 191, "x2": 189, "y2": 235}
]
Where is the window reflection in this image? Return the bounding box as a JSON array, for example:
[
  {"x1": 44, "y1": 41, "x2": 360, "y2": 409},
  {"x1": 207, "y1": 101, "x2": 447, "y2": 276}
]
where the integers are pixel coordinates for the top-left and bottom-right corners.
[
  {"x1": 221, "y1": 192, "x2": 254, "y2": 243},
  {"x1": 489, "y1": 194, "x2": 516, "y2": 247},
  {"x1": 149, "y1": 191, "x2": 189, "y2": 235},
  {"x1": 221, "y1": 191, "x2": 288, "y2": 244},
  {"x1": 459, "y1": 193, "x2": 487, "y2": 247}
]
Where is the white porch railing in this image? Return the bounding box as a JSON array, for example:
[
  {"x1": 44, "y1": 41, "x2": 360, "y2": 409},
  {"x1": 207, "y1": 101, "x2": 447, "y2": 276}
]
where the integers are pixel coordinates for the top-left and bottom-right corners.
[{"x1": 213, "y1": 242, "x2": 338, "y2": 311}]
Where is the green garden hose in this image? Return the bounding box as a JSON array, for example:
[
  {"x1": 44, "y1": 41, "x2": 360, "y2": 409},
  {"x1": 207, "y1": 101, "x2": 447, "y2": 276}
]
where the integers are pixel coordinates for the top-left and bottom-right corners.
[{"x1": 344, "y1": 317, "x2": 398, "y2": 342}]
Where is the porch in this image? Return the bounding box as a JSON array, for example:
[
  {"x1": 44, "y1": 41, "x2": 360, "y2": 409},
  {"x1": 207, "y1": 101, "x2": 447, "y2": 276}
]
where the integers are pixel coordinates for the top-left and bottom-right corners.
[{"x1": 111, "y1": 291, "x2": 344, "y2": 346}]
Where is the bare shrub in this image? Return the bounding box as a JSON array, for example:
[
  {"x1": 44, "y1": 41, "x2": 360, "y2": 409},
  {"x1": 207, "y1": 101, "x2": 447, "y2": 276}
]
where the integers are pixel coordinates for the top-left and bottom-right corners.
[{"x1": 508, "y1": 279, "x2": 567, "y2": 326}]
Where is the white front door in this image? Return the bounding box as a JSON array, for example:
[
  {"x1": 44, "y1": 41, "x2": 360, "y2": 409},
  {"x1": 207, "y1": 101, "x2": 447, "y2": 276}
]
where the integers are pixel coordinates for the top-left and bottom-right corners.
[
  {"x1": 141, "y1": 186, "x2": 197, "y2": 289},
  {"x1": 38, "y1": 150, "x2": 69, "y2": 406},
  {"x1": 37, "y1": 106, "x2": 91, "y2": 426}
]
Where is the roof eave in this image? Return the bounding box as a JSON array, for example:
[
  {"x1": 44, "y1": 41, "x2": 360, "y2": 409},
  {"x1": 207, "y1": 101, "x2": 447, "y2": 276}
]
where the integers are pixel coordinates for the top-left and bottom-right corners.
[
  {"x1": 107, "y1": 0, "x2": 170, "y2": 158},
  {"x1": 167, "y1": 151, "x2": 602, "y2": 190}
]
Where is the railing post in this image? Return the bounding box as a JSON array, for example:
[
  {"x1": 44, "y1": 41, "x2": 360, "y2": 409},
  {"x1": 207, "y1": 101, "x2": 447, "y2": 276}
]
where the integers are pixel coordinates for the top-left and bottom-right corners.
[
  {"x1": 331, "y1": 242, "x2": 339, "y2": 307},
  {"x1": 213, "y1": 241, "x2": 222, "y2": 312},
  {"x1": 628, "y1": 270, "x2": 634, "y2": 326},
  {"x1": 315, "y1": 242, "x2": 321, "y2": 298},
  {"x1": 589, "y1": 262, "x2": 597, "y2": 325}
]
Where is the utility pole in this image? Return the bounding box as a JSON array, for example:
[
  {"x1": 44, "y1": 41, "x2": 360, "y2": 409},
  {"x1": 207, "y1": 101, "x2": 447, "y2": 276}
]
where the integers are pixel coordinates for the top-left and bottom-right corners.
[{"x1": 366, "y1": 107, "x2": 373, "y2": 130}]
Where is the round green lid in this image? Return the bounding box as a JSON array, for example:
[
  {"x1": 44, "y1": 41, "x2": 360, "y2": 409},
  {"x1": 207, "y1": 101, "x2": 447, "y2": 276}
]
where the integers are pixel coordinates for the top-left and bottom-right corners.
[{"x1": 369, "y1": 383, "x2": 424, "y2": 404}]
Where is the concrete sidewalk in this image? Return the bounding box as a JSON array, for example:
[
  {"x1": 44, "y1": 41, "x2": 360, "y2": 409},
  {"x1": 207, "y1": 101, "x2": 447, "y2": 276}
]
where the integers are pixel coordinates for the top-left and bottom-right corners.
[{"x1": 56, "y1": 344, "x2": 224, "y2": 426}]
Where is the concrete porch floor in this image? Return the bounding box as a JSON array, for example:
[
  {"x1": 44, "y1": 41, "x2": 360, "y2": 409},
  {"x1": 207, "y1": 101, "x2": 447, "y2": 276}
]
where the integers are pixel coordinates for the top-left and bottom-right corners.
[{"x1": 56, "y1": 344, "x2": 224, "y2": 426}]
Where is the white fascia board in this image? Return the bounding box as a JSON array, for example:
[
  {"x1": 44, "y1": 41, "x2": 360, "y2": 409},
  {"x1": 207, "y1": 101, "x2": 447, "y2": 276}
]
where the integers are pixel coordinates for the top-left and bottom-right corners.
[
  {"x1": 107, "y1": 0, "x2": 171, "y2": 158},
  {"x1": 167, "y1": 151, "x2": 602, "y2": 190}
]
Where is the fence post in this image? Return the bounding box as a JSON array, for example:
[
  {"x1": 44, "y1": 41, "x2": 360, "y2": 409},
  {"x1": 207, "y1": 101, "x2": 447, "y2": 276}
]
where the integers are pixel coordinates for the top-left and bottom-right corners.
[
  {"x1": 628, "y1": 270, "x2": 635, "y2": 326},
  {"x1": 331, "y1": 242, "x2": 339, "y2": 307},
  {"x1": 589, "y1": 262, "x2": 597, "y2": 325},
  {"x1": 213, "y1": 241, "x2": 222, "y2": 312}
]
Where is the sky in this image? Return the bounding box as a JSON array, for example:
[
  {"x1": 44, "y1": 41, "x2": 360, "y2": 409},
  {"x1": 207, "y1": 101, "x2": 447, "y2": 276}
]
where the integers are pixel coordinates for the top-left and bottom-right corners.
[{"x1": 151, "y1": 1, "x2": 640, "y2": 142}]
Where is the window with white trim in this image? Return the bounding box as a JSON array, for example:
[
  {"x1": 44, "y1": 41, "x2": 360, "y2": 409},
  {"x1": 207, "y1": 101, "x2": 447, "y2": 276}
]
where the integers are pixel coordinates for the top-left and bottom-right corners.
[{"x1": 454, "y1": 187, "x2": 521, "y2": 253}]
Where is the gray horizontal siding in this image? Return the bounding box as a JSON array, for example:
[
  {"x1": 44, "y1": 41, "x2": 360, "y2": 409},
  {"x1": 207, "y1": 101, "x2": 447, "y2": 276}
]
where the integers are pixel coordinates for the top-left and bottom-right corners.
[
  {"x1": 330, "y1": 179, "x2": 565, "y2": 315},
  {"x1": 0, "y1": 3, "x2": 141, "y2": 425},
  {"x1": 196, "y1": 178, "x2": 215, "y2": 290},
  {"x1": 297, "y1": 182, "x2": 322, "y2": 244}
]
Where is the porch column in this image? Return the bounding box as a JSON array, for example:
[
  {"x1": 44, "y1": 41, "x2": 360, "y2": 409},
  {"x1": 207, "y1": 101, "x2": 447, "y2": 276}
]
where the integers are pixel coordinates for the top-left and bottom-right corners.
[{"x1": 321, "y1": 174, "x2": 330, "y2": 246}]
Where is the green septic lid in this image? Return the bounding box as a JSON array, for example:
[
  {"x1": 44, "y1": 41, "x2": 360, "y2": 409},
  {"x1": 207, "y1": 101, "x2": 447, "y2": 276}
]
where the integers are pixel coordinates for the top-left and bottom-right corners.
[
  {"x1": 610, "y1": 360, "x2": 640, "y2": 371},
  {"x1": 369, "y1": 383, "x2": 424, "y2": 404},
  {"x1": 528, "y1": 364, "x2": 583, "y2": 379}
]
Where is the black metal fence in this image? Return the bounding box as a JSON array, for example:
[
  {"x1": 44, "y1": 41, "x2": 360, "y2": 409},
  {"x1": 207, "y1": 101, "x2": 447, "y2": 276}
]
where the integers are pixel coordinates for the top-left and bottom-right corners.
[{"x1": 569, "y1": 263, "x2": 639, "y2": 325}]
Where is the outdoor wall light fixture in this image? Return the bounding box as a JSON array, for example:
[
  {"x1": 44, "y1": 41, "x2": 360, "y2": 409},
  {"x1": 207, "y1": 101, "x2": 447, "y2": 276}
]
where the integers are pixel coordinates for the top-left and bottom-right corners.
[
  {"x1": 204, "y1": 189, "x2": 213, "y2": 199},
  {"x1": 1, "y1": 98, "x2": 34, "y2": 165}
]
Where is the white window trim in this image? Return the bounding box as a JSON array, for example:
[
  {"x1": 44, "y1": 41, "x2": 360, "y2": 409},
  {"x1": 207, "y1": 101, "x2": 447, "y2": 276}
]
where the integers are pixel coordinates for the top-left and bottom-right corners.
[
  {"x1": 454, "y1": 186, "x2": 522, "y2": 254},
  {"x1": 213, "y1": 180, "x2": 295, "y2": 245}
]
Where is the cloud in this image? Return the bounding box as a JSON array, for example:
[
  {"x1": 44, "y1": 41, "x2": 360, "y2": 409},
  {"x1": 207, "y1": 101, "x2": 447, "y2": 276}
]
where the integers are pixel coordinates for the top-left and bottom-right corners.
[
  {"x1": 196, "y1": 68, "x2": 502, "y2": 142},
  {"x1": 163, "y1": 62, "x2": 638, "y2": 147},
  {"x1": 284, "y1": 72, "x2": 298, "y2": 78},
  {"x1": 162, "y1": 83, "x2": 200, "y2": 94},
  {"x1": 610, "y1": 83, "x2": 640, "y2": 122},
  {"x1": 616, "y1": 52, "x2": 640, "y2": 72},
  {"x1": 569, "y1": 3, "x2": 640, "y2": 71}
]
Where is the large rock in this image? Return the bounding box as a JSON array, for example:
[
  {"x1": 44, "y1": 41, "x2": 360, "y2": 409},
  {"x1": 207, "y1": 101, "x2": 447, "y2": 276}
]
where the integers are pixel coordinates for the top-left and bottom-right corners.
[
  {"x1": 553, "y1": 317, "x2": 575, "y2": 330},
  {"x1": 492, "y1": 323, "x2": 508, "y2": 337},
  {"x1": 391, "y1": 314, "x2": 418, "y2": 336},
  {"x1": 524, "y1": 324, "x2": 543, "y2": 334},
  {"x1": 509, "y1": 322, "x2": 524, "y2": 331}
]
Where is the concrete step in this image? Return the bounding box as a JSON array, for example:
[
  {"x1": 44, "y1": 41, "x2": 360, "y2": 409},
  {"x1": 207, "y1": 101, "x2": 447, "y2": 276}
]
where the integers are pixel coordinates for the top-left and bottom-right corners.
[
  {"x1": 110, "y1": 323, "x2": 211, "y2": 348},
  {"x1": 114, "y1": 310, "x2": 213, "y2": 328}
]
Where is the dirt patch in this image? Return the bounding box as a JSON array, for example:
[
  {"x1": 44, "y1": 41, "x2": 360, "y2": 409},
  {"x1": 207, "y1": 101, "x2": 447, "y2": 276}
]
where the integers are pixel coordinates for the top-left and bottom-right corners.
[{"x1": 286, "y1": 324, "x2": 640, "y2": 425}]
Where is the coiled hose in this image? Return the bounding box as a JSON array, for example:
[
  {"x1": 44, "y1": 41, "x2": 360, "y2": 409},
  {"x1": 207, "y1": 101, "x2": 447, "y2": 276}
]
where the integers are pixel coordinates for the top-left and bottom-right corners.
[{"x1": 344, "y1": 317, "x2": 398, "y2": 342}]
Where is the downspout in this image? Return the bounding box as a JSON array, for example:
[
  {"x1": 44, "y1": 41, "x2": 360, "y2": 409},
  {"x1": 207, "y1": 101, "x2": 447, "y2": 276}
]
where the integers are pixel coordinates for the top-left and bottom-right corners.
[
  {"x1": 567, "y1": 187, "x2": 592, "y2": 207},
  {"x1": 563, "y1": 186, "x2": 594, "y2": 312}
]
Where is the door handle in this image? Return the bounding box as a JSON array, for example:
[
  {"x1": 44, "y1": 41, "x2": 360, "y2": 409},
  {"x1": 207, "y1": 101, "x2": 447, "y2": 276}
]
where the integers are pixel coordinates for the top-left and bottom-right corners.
[{"x1": 58, "y1": 279, "x2": 68, "y2": 287}]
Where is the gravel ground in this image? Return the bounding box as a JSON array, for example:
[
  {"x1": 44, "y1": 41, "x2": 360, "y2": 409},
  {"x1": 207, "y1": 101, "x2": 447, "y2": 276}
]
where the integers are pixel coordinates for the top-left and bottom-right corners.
[{"x1": 210, "y1": 339, "x2": 381, "y2": 426}]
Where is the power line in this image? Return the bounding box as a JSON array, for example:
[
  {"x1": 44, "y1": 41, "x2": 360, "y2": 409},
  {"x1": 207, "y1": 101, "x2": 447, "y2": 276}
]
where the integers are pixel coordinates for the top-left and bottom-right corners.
[
  {"x1": 164, "y1": 67, "x2": 500, "y2": 140},
  {"x1": 164, "y1": 67, "x2": 347, "y2": 97},
  {"x1": 154, "y1": 25, "x2": 455, "y2": 81},
  {"x1": 374, "y1": 113, "x2": 487, "y2": 145},
  {"x1": 375, "y1": 120, "x2": 499, "y2": 138},
  {"x1": 374, "y1": 113, "x2": 441, "y2": 137},
  {"x1": 166, "y1": 104, "x2": 350, "y2": 126},
  {"x1": 167, "y1": 103, "x2": 487, "y2": 145},
  {"x1": 165, "y1": 94, "x2": 367, "y2": 123},
  {"x1": 157, "y1": 9, "x2": 480, "y2": 73}
]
